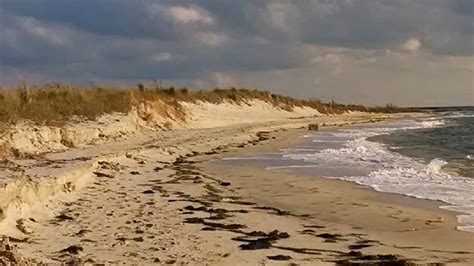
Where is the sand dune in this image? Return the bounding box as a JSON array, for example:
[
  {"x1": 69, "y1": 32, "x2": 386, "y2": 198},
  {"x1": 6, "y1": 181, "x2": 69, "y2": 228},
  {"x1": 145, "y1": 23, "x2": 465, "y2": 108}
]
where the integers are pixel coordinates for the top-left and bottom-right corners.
[{"x1": 1, "y1": 100, "x2": 457, "y2": 264}]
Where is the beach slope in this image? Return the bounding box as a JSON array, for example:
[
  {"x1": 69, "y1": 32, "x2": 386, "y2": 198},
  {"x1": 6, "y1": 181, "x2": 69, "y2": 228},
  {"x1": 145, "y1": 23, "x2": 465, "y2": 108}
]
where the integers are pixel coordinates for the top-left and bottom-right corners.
[{"x1": 1, "y1": 98, "x2": 471, "y2": 264}]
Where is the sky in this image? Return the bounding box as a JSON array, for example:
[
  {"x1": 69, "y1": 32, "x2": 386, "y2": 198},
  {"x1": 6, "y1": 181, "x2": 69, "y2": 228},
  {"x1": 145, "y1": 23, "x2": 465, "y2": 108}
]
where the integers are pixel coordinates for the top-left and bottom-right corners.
[{"x1": 0, "y1": 0, "x2": 473, "y2": 106}]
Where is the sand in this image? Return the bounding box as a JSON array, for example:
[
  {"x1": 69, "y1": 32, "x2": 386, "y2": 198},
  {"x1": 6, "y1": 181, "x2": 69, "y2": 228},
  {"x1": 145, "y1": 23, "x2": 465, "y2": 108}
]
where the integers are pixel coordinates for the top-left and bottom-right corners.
[
  {"x1": 1, "y1": 111, "x2": 472, "y2": 265},
  {"x1": 201, "y1": 129, "x2": 474, "y2": 265}
]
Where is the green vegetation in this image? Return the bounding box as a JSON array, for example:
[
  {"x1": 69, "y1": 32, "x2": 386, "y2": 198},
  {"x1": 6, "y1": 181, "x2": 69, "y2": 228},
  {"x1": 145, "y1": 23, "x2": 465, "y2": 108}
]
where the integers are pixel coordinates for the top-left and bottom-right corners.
[{"x1": 0, "y1": 82, "x2": 410, "y2": 126}]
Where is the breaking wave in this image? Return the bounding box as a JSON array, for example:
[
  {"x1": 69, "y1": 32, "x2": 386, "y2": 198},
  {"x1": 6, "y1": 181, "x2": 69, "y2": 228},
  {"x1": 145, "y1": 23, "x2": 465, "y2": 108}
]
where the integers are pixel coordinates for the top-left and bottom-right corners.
[{"x1": 279, "y1": 118, "x2": 474, "y2": 232}]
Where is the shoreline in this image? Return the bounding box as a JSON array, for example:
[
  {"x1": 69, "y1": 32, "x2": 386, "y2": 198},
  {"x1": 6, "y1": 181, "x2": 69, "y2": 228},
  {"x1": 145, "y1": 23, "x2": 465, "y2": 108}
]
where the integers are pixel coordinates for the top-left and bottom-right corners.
[
  {"x1": 1, "y1": 113, "x2": 472, "y2": 264},
  {"x1": 205, "y1": 125, "x2": 465, "y2": 221},
  {"x1": 199, "y1": 127, "x2": 474, "y2": 264},
  {"x1": 282, "y1": 121, "x2": 474, "y2": 233},
  {"x1": 215, "y1": 126, "x2": 460, "y2": 214}
]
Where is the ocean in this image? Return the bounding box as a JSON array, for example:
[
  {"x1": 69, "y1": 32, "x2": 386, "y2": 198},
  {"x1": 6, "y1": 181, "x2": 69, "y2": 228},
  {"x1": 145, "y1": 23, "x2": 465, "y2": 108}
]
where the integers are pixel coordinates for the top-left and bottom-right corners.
[{"x1": 224, "y1": 108, "x2": 474, "y2": 232}]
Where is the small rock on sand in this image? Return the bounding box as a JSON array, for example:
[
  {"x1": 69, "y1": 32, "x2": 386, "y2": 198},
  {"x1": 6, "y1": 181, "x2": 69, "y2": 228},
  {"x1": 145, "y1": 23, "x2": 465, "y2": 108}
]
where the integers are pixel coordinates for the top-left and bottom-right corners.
[{"x1": 308, "y1": 123, "x2": 319, "y2": 131}]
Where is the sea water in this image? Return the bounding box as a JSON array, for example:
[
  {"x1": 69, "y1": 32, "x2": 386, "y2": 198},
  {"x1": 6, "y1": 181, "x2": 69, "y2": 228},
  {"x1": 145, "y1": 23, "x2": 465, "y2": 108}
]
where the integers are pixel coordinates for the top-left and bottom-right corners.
[{"x1": 224, "y1": 108, "x2": 474, "y2": 232}]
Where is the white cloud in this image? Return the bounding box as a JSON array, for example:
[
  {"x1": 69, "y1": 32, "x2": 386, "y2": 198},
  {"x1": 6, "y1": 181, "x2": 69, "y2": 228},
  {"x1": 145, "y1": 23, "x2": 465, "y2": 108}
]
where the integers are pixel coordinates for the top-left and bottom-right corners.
[
  {"x1": 401, "y1": 38, "x2": 422, "y2": 52},
  {"x1": 19, "y1": 17, "x2": 70, "y2": 46},
  {"x1": 146, "y1": 4, "x2": 214, "y2": 26},
  {"x1": 167, "y1": 5, "x2": 214, "y2": 25}
]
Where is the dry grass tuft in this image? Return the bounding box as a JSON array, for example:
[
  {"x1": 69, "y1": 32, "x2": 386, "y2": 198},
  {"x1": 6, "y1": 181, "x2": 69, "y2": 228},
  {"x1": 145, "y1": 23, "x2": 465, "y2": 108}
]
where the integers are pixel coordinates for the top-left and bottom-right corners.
[
  {"x1": 0, "y1": 83, "x2": 133, "y2": 125},
  {"x1": 0, "y1": 82, "x2": 409, "y2": 126}
]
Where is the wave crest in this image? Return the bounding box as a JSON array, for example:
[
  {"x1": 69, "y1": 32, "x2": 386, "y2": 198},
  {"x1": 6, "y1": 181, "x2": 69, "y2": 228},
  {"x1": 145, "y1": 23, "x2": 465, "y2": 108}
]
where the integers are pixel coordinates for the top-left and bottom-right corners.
[{"x1": 280, "y1": 118, "x2": 474, "y2": 233}]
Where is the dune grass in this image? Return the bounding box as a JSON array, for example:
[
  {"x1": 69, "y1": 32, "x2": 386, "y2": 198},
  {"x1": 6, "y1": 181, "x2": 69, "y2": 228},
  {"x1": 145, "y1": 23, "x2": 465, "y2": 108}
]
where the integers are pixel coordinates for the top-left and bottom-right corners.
[
  {"x1": 0, "y1": 83, "x2": 133, "y2": 124},
  {"x1": 0, "y1": 82, "x2": 408, "y2": 126}
]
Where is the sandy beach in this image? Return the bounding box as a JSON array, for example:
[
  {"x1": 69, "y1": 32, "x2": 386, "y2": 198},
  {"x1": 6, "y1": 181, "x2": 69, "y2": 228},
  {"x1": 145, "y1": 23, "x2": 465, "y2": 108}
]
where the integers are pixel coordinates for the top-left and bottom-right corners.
[
  {"x1": 0, "y1": 112, "x2": 473, "y2": 265},
  {"x1": 3, "y1": 1, "x2": 473, "y2": 264}
]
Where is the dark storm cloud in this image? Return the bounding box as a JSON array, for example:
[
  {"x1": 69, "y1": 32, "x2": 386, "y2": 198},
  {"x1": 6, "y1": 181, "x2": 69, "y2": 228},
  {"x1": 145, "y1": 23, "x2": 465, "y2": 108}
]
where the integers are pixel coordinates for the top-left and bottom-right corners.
[
  {"x1": 0, "y1": 0, "x2": 180, "y2": 39},
  {"x1": 0, "y1": 0, "x2": 473, "y2": 85},
  {"x1": 0, "y1": 10, "x2": 86, "y2": 66},
  {"x1": 299, "y1": 1, "x2": 424, "y2": 48},
  {"x1": 451, "y1": 0, "x2": 474, "y2": 17},
  {"x1": 3, "y1": 0, "x2": 471, "y2": 52}
]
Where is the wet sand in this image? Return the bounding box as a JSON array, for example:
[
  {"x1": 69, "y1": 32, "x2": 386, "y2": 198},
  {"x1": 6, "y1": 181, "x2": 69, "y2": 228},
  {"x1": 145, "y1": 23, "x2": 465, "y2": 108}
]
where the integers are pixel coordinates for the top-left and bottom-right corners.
[
  {"x1": 1, "y1": 114, "x2": 472, "y2": 265},
  {"x1": 200, "y1": 128, "x2": 474, "y2": 264}
]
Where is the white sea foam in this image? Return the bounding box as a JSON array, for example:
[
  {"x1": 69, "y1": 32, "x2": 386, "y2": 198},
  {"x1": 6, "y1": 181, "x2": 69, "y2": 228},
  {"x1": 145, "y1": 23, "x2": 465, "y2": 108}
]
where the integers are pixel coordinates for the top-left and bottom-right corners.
[
  {"x1": 312, "y1": 139, "x2": 345, "y2": 143},
  {"x1": 443, "y1": 112, "x2": 474, "y2": 119},
  {"x1": 279, "y1": 118, "x2": 474, "y2": 232},
  {"x1": 420, "y1": 120, "x2": 446, "y2": 128}
]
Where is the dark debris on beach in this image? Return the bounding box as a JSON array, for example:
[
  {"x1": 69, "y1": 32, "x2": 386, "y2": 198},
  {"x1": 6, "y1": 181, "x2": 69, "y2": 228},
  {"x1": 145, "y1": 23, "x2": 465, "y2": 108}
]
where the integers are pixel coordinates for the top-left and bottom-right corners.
[{"x1": 119, "y1": 131, "x2": 436, "y2": 265}]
